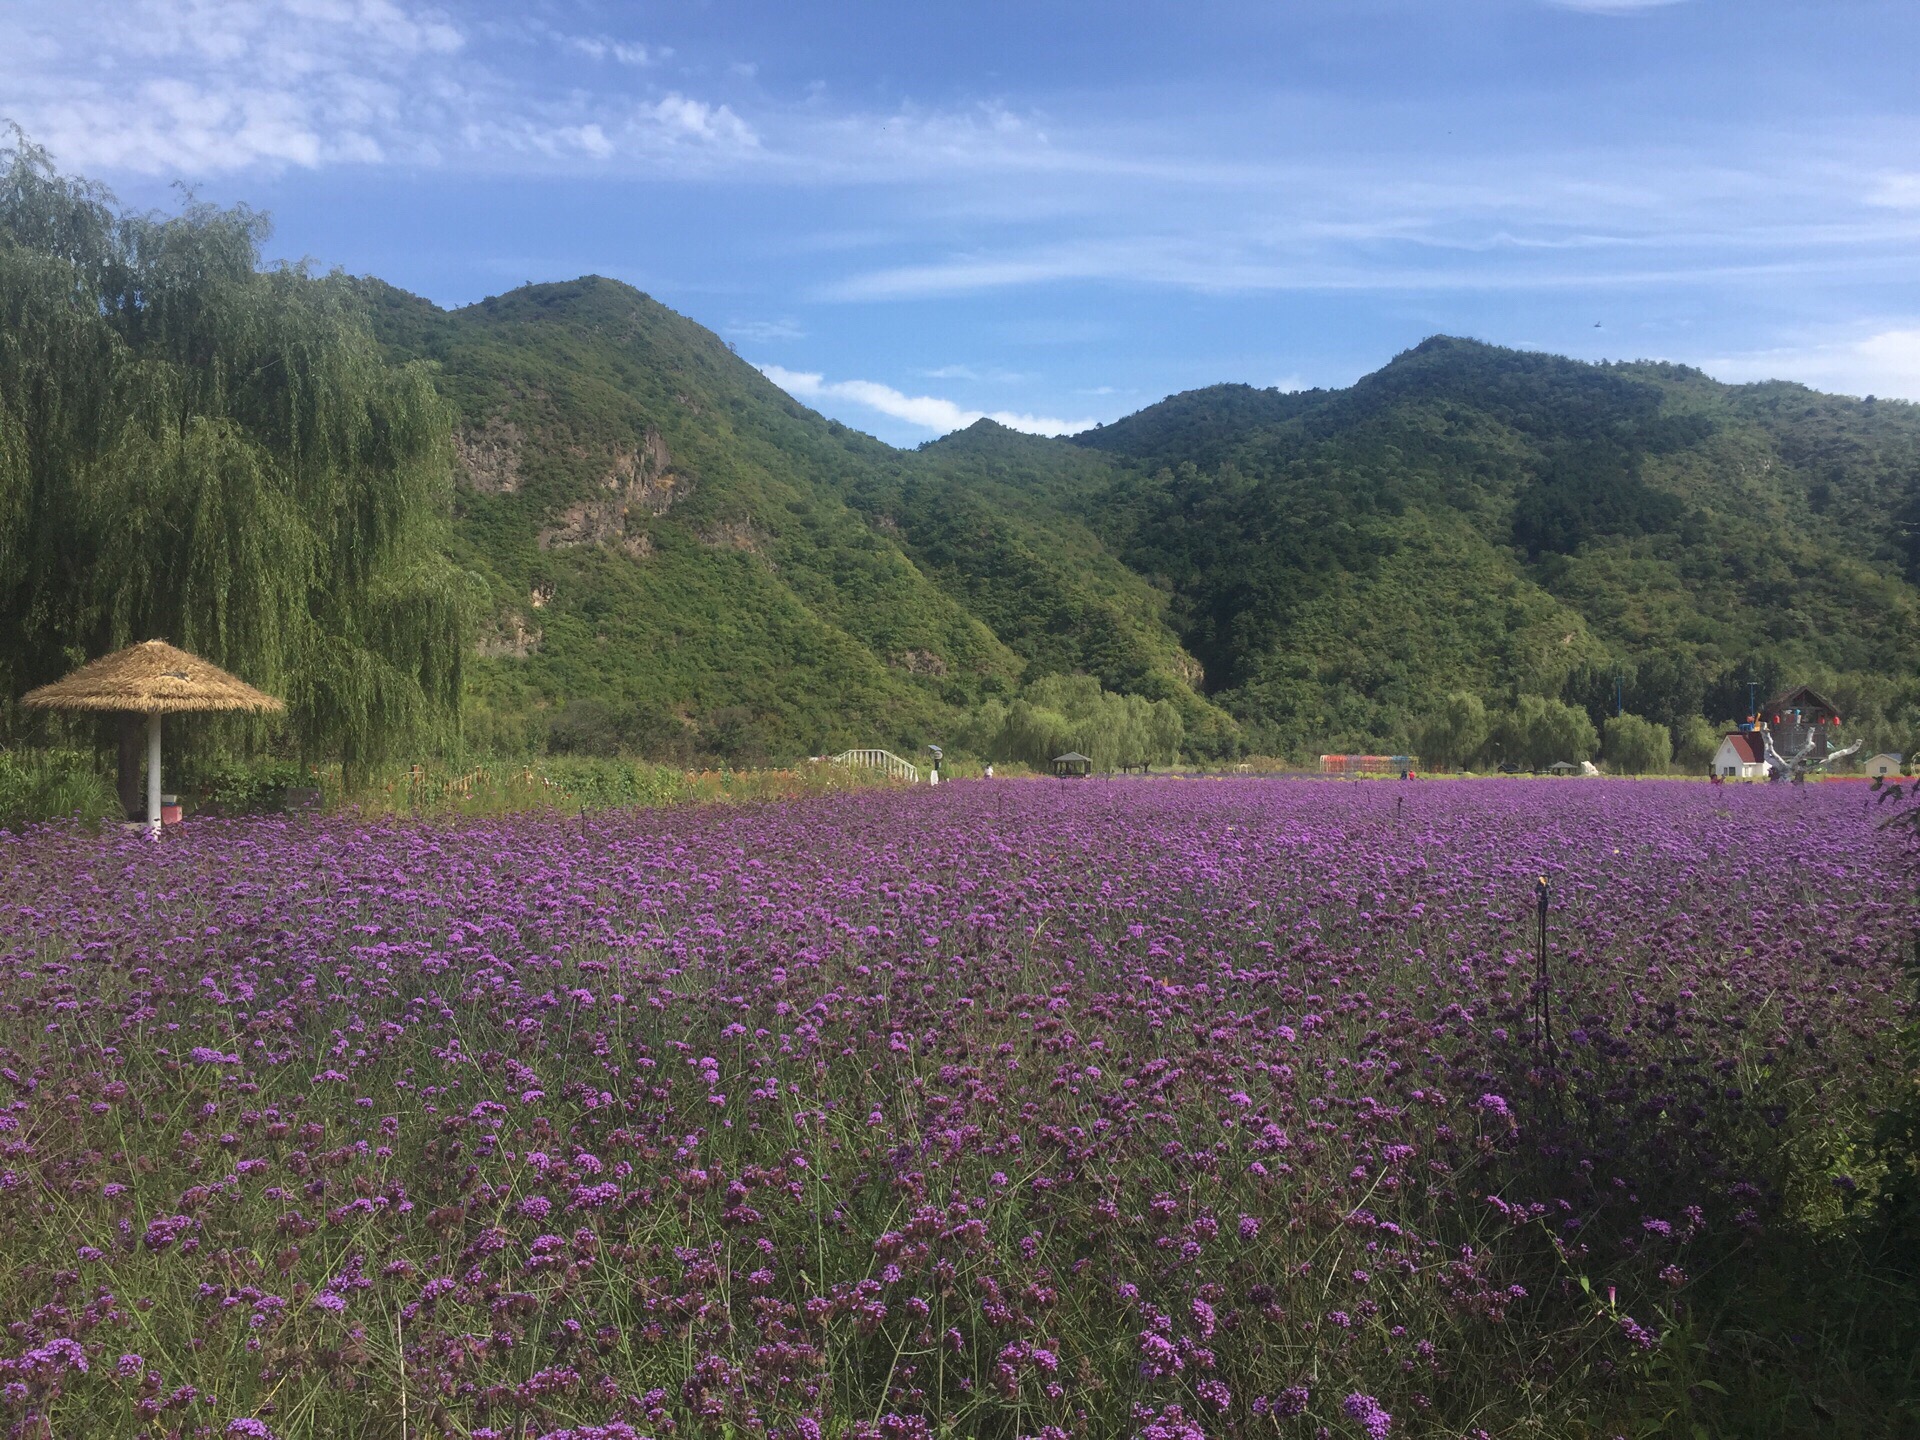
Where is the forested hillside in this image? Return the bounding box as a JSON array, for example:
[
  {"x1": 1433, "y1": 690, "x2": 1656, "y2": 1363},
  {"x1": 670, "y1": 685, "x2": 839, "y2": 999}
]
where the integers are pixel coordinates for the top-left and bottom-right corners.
[
  {"x1": 1073, "y1": 339, "x2": 1920, "y2": 754},
  {"x1": 8, "y1": 147, "x2": 1918, "y2": 769},
  {"x1": 357, "y1": 275, "x2": 1223, "y2": 762}
]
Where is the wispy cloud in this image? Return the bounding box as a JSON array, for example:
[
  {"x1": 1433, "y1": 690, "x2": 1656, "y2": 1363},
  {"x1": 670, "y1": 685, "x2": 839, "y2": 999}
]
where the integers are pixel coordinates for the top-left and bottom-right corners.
[
  {"x1": 454, "y1": 92, "x2": 757, "y2": 168},
  {"x1": 559, "y1": 34, "x2": 665, "y2": 66},
  {"x1": 1544, "y1": 0, "x2": 1689, "y2": 13},
  {"x1": 728, "y1": 317, "x2": 805, "y2": 342},
  {"x1": 2, "y1": 0, "x2": 452, "y2": 172},
  {"x1": 758, "y1": 364, "x2": 1097, "y2": 436},
  {"x1": 648, "y1": 94, "x2": 757, "y2": 150},
  {"x1": 812, "y1": 231, "x2": 1870, "y2": 302},
  {"x1": 1869, "y1": 173, "x2": 1920, "y2": 209},
  {"x1": 918, "y1": 364, "x2": 1031, "y2": 383},
  {"x1": 1702, "y1": 326, "x2": 1920, "y2": 402},
  {"x1": 796, "y1": 126, "x2": 1920, "y2": 302},
  {"x1": 0, "y1": 0, "x2": 741, "y2": 176}
]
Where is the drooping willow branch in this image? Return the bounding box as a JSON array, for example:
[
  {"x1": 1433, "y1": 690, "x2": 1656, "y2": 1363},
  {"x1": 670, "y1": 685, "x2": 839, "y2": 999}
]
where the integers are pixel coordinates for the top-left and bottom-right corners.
[{"x1": 0, "y1": 132, "x2": 484, "y2": 765}]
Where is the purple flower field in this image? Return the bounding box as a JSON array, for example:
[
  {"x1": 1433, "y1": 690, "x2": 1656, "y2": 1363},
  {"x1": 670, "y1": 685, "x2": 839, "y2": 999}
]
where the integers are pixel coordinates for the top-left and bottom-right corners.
[{"x1": 0, "y1": 779, "x2": 1911, "y2": 1439}]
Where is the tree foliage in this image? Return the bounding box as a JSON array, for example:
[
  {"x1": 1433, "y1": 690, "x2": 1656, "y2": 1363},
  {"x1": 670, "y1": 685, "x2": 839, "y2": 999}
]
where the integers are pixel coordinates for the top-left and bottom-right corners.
[
  {"x1": 1603, "y1": 711, "x2": 1673, "y2": 775},
  {"x1": 1415, "y1": 691, "x2": 1489, "y2": 771},
  {"x1": 0, "y1": 136, "x2": 480, "y2": 763},
  {"x1": 1492, "y1": 695, "x2": 1599, "y2": 771},
  {"x1": 960, "y1": 674, "x2": 1183, "y2": 769},
  {"x1": 1671, "y1": 715, "x2": 1721, "y2": 773}
]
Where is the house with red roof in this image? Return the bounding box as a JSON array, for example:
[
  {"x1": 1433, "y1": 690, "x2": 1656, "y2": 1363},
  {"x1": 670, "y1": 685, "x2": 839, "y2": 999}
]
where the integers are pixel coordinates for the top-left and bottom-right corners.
[{"x1": 1713, "y1": 730, "x2": 1768, "y2": 780}]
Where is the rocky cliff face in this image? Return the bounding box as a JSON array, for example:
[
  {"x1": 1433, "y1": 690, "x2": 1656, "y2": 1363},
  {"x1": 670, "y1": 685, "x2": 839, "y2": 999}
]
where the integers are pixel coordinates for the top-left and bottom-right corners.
[
  {"x1": 538, "y1": 427, "x2": 689, "y2": 557},
  {"x1": 453, "y1": 416, "x2": 525, "y2": 495}
]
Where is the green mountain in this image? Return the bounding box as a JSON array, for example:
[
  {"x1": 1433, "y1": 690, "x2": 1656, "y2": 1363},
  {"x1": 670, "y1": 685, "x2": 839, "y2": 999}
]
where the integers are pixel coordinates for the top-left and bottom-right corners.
[
  {"x1": 1074, "y1": 339, "x2": 1920, "y2": 751},
  {"x1": 360, "y1": 278, "x2": 1920, "y2": 762}
]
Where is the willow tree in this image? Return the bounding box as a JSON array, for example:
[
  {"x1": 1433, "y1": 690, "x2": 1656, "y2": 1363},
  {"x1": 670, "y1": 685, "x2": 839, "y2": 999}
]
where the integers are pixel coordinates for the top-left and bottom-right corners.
[
  {"x1": 0, "y1": 134, "x2": 483, "y2": 767},
  {"x1": 983, "y1": 675, "x2": 1184, "y2": 769}
]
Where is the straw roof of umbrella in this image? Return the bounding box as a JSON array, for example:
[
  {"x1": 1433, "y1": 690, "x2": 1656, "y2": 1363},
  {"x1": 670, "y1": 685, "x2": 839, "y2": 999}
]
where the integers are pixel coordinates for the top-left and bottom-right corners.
[{"x1": 22, "y1": 640, "x2": 285, "y2": 715}]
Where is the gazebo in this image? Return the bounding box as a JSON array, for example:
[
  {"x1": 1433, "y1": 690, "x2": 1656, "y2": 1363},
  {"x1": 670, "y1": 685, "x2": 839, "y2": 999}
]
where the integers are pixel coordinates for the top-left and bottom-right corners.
[
  {"x1": 22, "y1": 641, "x2": 284, "y2": 834},
  {"x1": 1052, "y1": 751, "x2": 1095, "y2": 779}
]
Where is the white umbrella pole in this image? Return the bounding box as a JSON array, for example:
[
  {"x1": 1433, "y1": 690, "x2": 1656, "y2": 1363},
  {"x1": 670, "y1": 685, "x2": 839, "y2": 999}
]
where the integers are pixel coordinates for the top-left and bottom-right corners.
[{"x1": 146, "y1": 711, "x2": 162, "y2": 837}]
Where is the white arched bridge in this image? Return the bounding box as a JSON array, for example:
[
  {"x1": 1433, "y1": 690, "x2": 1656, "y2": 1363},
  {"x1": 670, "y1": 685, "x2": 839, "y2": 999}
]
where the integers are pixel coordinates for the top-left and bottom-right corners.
[{"x1": 830, "y1": 748, "x2": 923, "y2": 783}]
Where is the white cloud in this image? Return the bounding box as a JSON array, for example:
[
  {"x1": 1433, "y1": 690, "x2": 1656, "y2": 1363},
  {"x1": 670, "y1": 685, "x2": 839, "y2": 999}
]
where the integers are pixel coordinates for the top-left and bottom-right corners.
[
  {"x1": 813, "y1": 201, "x2": 1920, "y2": 301},
  {"x1": 728, "y1": 317, "x2": 806, "y2": 342},
  {"x1": 647, "y1": 94, "x2": 758, "y2": 150},
  {"x1": 569, "y1": 124, "x2": 615, "y2": 160},
  {"x1": 1703, "y1": 326, "x2": 1920, "y2": 401},
  {"x1": 1869, "y1": 174, "x2": 1920, "y2": 209},
  {"x1": 563, "y1": 35, "x2": 662, "y2": 66},
  {"x1": 919, "y1": 364, "x2": 1030, "y2": 383},
  {"x1": 0, "y1": 0, "x2": 463, "y2": 173},
  {"x1": 286, "y1": 0, "x2": 462, "y2": 55},
  {"x1": 457, "y1": 96, "x2": 759, "y2": 168},
  {"x1": 0, "y1": 0, "x2": 742, "y2": 176},
  {"x1": 462, "y1": 118, "x2": 617, "y2": 162},
  {"x1": 758, "y1": 364, "x2": 1097, "y2": 437}
]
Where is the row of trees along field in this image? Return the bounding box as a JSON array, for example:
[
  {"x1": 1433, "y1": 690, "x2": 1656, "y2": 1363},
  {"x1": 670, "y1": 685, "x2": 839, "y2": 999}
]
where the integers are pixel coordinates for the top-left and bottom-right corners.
[
  {"x1": 953, "y1": 674, "x2": 1186, "y2": 769},
  {"x1": 1416, "y1": 689, "x2": 1718, "y2": 773},
  {"x1": 0, "y1": 135, "x2": 482, "y2": 771}
]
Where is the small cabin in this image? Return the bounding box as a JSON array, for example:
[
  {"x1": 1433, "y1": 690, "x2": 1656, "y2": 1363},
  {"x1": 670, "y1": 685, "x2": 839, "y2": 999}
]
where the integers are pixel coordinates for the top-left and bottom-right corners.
[
  {"x1": 1866, "y1": 753, "x2": 1903, "y2": 779},
  {"x1": 1052, "y1": 752, "x2": 1095, "y2": 779},
  {"x1": 1713, "y1": 731, "x2": 1767, "y2": 780}
]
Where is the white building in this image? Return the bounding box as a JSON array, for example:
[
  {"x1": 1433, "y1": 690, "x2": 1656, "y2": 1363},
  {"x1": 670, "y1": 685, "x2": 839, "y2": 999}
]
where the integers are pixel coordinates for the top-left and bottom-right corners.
[
  {"x1": 1713, "y1": 731, "x2": 1768, "y2": 780},
  {"x1": 1866, "y1": 753, "x2": 1903, "y2": 779}
]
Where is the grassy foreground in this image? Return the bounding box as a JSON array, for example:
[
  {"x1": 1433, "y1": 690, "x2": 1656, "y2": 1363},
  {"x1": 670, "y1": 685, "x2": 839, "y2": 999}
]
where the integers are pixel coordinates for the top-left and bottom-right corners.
[{"x1": 0, "y1": 749, "x2": 926, "y2": 830}]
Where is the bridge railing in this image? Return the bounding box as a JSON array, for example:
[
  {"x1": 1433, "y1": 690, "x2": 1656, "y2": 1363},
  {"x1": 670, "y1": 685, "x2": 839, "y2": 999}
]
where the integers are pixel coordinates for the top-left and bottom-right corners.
[{"x1": 831, "y1": 748, "x2": 923, "y2": 783}]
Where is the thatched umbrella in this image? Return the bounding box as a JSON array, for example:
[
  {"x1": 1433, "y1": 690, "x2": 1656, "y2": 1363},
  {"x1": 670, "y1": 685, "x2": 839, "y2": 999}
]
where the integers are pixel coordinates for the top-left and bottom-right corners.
[{"x1": 22, "y1": 641, "x2": 285, "y2": 834}]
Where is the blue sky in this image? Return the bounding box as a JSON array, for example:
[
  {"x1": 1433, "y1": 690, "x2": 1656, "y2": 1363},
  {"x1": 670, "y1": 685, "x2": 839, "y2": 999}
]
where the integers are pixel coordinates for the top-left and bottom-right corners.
[{"x1": 6, "y1": 0, "x2": 1919, "y2": 445}]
